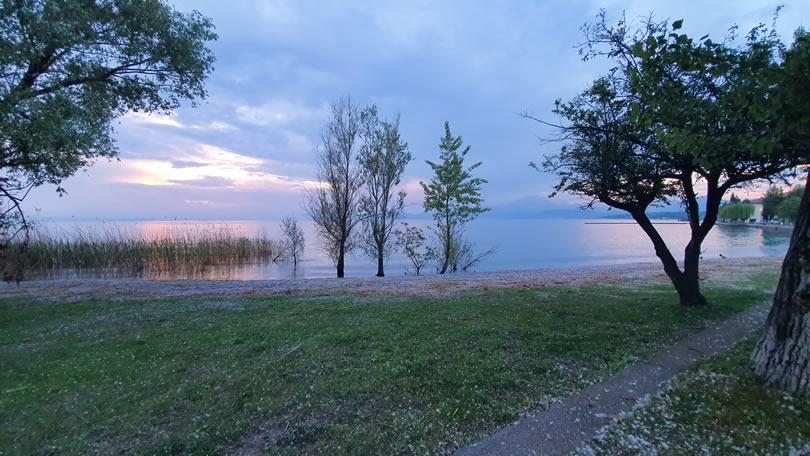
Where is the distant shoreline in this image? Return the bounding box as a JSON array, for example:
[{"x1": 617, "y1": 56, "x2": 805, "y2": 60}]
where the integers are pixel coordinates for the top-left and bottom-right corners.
[
  {"x1": 584, "y1": 221, "x2": 796, "y2": 231},
  {"x1": 717, "y1": 221, "x2": 794, "y2": 231},
  {"x1": 585, "y1": 222, "x2": 687, "y2": 225}
]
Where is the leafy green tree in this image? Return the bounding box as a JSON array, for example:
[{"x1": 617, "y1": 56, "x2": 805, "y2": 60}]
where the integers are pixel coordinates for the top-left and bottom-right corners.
[
  {"x1": 421, "y1": 122, "x2": 488, "y2": 274},
  {"x1": 776, "y1": 186, "x2": 804, "y2": 222},
  {"x1": 762, "y1": 186, "x2": 785, "y2": 221},
  {"x1": 533, "y1": 14, "x2": 805, "y2": 306},
  {"x1": 747, "y1": 28, "x2": 810, "y2": 393},
  {"x1": 358, "y1": 107, "x2": 412, "y2": 277},
  {"x1": 0, "y1": 0, "x2": 216, "y2": 257},
  {"x1": 719, "y1": 203, "x2": 754, "y2": 221}
]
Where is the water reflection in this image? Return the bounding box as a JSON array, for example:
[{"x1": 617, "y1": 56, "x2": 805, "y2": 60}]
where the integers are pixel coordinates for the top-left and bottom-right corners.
[
  {"x1": 714, "y1": 224, "x2": 791, "y2": 254},
  {"x1": 30, "y1": 219, "x2": 790, "y2": 281}
]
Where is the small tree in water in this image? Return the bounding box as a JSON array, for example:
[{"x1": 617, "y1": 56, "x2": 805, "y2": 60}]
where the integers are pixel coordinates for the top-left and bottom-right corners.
[
  {"x1": 421, "y1": 122, "x2": 488, "y2": 274},
  {"x1": 306, "y1": 97, "x2": 363, "y2": 278},
  {"x1": 280, "y1": 217, "x2": 305, "y2": 266}
]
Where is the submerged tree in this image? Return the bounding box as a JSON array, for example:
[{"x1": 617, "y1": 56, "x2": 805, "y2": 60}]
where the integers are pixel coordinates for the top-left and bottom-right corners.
[
  {"x1": 358, "y1": 108, "x2": 412, "y2": 277},
  {"x1": 306, "y1": 97, "x2": 363, "y2": 278},
  {"x1": 0, "y1": 0, "x2": 216, "y2": 278},
  {"x1": 421, "y1": 122, "x2": 488, "y2": 274},
  {"x1": 280, "y1": 217, "x2": 305, "y2": 266},
  {"x1": 533, "y1": 13, "x2": 806, "y2": 306}
]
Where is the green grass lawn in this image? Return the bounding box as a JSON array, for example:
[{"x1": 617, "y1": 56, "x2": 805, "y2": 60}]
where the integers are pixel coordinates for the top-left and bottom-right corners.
[
  {"x1": 581, "y1": 335, "x2": 810, "y2": 455},
  {"x1": 0, "y1": 275, "x2": 776, "y2": 455}
]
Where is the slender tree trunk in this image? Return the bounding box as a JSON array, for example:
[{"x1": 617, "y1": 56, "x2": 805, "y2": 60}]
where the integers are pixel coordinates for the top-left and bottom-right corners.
[
  {"x1": 439, "y1": 206, "x2": 451, "y2": 274},
  {"x1": 678, "y1": 241, "x2": 707, "y2": 306},
  {"x1": 376, "y1": 242, "x2": 384, "y2": 277},
  {"x1": 751, "y1": 172, "x2": 810, "y2": 395},
  {"x1": 440, "y1": 226, "x2": 450, "y2": 275},
  {"x1": 632, "y1": 210, "x2": 707, "y2": 306},
  {"x1": 337, "y1": 241, "x2": 345, "y2": 278}
]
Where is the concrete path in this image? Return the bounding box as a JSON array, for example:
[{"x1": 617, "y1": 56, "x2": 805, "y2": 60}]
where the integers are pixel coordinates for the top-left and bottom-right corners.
[{"x1": 457, "y1": 302, "x2": 771, "y2": 456}]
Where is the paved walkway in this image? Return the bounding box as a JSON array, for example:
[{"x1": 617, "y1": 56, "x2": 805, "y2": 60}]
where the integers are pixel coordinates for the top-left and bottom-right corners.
[{"x1": 456, "y1": 302, "x2": 771, "y2": 455}]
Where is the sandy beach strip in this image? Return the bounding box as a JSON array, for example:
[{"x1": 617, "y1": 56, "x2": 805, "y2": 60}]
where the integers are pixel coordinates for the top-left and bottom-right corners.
[{"x1": 0, "y1": 256, "x2": 782, "y2": 303}]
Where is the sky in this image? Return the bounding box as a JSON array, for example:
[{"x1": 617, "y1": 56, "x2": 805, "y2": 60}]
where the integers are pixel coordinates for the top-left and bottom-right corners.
[{"x1": 25, "y1": 0, "x2": 810, "y2": 221}]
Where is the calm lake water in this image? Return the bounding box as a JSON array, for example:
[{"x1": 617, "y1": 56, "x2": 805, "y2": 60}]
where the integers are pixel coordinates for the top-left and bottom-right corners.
[{"x1": 36, "y1": 218, "x2": 791, "y2": 281}]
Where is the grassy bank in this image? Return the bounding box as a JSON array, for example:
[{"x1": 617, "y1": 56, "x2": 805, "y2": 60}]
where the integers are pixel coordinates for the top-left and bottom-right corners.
[
  {"x1": 4, "y1": 225, "x2": 275, "y2": 278},
  {"x1": 581, "y1": 335, "x2": 810, "y2": 454},
  {"x1": 0, "y1": 274, "x2": 776, "y2": 454}
]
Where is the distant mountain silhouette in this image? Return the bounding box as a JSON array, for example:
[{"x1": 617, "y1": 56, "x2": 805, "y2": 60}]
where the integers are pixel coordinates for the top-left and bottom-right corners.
[
  {"x1": 402, "y1": 195, "x2": 707, "y2": 220},
  {"x1": 485, "y1": 195, "x2": 707, "y2": 220}
]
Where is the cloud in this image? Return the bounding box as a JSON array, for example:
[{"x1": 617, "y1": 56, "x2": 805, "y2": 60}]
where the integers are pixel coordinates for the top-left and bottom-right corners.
[
  {"x1": 26, "y1": 0, "x2": 810, "y2": 221},
  {"x1": 235, "y1": 98, "x2": 327, "y2": 127},
  {"x1": 111, "y1": 143, "x2": 320, "y2": 192},
  {"x1": 184, "y1": 199, "x2": 213, "y2": 206},
  {"x1": 169, "y1": 175, "x2": 236, "y2": 188},
  {"x1": 171, "y1": 160, "x2": 208, "y2": 169},
  {"x1": 191, "y1": 121, "x2": 237, "y2": 131},
  {"x1": 124, "y1": 111, "x2": 183, "y2": 128}
]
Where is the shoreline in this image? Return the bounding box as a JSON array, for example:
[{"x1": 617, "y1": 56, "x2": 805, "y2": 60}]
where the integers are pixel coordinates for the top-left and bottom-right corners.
[
  {"x1": 0, "y1": 256, "x2": 782, "y2": 303},
  {"x1": 717, "y1": 221, "x2": 795, "y2": 231}
]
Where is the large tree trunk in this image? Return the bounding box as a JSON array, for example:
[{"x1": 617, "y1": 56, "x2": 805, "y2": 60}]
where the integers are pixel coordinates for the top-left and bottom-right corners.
[
  {"x1": 751, "y1": 172, "x2": 810, "y2": 395},
  {"x1": 337, "y1": 242, "x2": 345, "y2": 278}
]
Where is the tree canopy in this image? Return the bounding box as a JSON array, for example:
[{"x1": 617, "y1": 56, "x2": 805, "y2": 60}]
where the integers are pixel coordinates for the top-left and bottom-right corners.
[
  {"x1": 533, "y1": 12, "x2": 810, "y2": 306},
  {"x1": 719, "y1": 202, "x2": 754, "y2": 221},
  {"x1": 762, "y1": 187, "x2": 785, "y2": 221},
  {"x1": 0, "y1": 0, "x2": 216, "y2": 247},
  {"x1": 777, "y1": 186, "x2": 804, "y2": 222}
]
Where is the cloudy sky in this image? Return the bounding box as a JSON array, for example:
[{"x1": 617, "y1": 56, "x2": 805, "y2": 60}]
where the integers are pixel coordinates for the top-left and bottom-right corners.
[{"x1": 26, "y1": 0, "x2": 810, "y2": 221}]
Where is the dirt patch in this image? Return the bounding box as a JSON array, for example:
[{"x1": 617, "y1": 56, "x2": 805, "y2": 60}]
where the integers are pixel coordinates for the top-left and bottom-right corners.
[{"x1": 231, "y1": 414, "x2": 332, "y2": 455}]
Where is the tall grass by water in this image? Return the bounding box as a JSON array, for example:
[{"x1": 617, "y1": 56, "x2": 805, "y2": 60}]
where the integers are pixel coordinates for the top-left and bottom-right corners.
[{"x1": 5, "y1": 224, "x2": 276, "y2": 278}]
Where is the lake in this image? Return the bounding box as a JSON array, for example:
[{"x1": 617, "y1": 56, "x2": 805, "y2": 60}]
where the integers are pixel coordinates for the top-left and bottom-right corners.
[{"x1": 34, "y1": 218, "x2": 791, "y2": 281}]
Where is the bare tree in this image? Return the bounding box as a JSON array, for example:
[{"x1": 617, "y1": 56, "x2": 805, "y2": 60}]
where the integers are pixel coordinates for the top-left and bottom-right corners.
[
  {"x1": 396, "y1": 223, "x2": 432, "y2": 276},
  {"x1": 449, "y1": 235, "x2": 496, "y2": 273},
  {"x1": 279, "y1": 217, "x2": 305, "y2": 266},
  {"x1": 358, "y1": 108, "x2": 412, "y2": 277},
  {"x1": 305, "y1": 97, "x2": 363, "y2": 278}
]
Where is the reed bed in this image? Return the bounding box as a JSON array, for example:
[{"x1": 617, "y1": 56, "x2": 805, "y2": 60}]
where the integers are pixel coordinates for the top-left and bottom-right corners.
[{"x1": 5, "y1": 224, "x2": 276, "y2": 277}]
